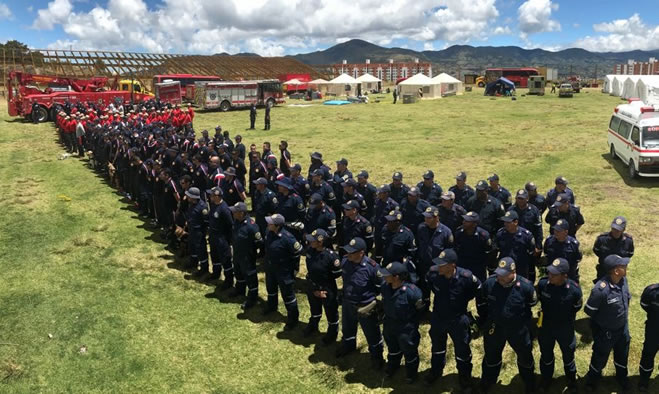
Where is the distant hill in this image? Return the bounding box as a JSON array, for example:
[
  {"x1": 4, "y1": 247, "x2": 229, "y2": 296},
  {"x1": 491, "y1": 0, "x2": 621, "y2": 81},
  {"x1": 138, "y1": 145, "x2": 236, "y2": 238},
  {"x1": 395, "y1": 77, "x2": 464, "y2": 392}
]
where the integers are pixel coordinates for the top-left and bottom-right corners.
[{"x1": 290, "y1": 39, "x2": 659, "y2": 78}]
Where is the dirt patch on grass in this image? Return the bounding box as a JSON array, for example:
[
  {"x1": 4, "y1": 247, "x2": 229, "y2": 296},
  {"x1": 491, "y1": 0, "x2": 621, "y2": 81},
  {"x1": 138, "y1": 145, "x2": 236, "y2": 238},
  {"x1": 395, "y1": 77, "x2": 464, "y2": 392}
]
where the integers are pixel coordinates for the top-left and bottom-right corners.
[{"x1": 0, "y1": 359, "x2": 24, "y2": 382}]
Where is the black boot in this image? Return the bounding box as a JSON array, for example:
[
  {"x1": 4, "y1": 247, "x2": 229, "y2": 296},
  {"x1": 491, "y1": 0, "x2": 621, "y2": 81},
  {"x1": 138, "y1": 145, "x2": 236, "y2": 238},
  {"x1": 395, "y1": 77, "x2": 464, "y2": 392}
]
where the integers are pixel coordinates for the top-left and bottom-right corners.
[
  {"x1": 424, "y1": 368, "x2": 441, "y2": 385},
  {"x1": 566, "y1": 373, "x2": 577, "y2": 394},
  {"x1": 284, "y1": 316, "x2": 298, "y2": 331},
  {"x1": 302, "y1": 321, "x2": 319, "y2": 337},
  {"x1": 370, "y1": 355, "x2": 384, "y2": 370},
  {"x1": 322, "y1": 327, "x2": 338, "y2": 345},
  {"x1": 405, "y1": 361, "x2": 419, "y2": 384},
  {"x1": 228, "y1": 286, "x2": 244, "y2": 298},
  {"x1": 241, "y1": 297, "x2": 258, "y2": 310},
  {"x1": 220, "y1": 275, "x2": 234, "y2": 290},
  {"x1": 384, "y1": 361, "x2": 399, "y2": 377}
]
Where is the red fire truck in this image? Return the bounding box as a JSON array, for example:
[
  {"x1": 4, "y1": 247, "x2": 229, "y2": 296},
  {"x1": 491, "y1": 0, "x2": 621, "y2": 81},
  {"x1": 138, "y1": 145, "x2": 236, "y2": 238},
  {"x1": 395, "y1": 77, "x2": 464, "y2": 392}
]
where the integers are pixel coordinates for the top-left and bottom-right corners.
[
  {"x1": 152, "y1": 74, "x2": 223, "y2": 102},
  {"x1": 6, "y1": 71, "x2": 152, "y2": 122},
  {"x1": 485, "y1": 67, "x2": 539, "y2": 88},
  {"x1": 193, "y1": 80, "x2": 285, "y2": 111}
]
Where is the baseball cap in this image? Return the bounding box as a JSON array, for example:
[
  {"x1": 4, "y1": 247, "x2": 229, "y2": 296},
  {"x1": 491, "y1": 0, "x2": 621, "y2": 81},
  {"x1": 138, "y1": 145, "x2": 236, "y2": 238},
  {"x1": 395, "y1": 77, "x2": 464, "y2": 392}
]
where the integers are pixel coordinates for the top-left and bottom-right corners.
[
  {"x1": 499, "y1": 211, "x2": 518, "y2": 222},
  {"x1": 253, "y1": 177, "x2": 268, "y2": 185},
  {"x1": 488, "y1": 173, "x2": 499, "y2": 182},
  {"x1": 432, "y1": 249, "x2": 458, "y2": 266},
  {"x1": 342, "y1": 237, "x2": 366, "y2": 253},
  {"x1": 602, "y1": 254, "x2": 630, "y2": 271},
  {"x1": 291, "y1": 163, "x2": 302, "y2": 171},
  {"x1": 206, "y1": 187, "x2": 223, "y2": 197},
  {"x1": 185, "y1": 187, "x2": 201, "y2": 199},
  {"x1": 547, "y1": 258, "x2": 569, "y2": 275},
  {"x1": 310, "y1": 152, "x2": 323, "y2": 160},
  {"x1": 423, "y1": 170, "x2": 434, "y2": 179},
  {"x1": 311, "y1": 169, "x2": 324, "y2": 177},
  {"x1": 456, "y1": 171, "x2": 467, "y2": 181},
  {"x1": 462, "y1": 211, "x2": 480, "y2": 222},
  {"x1": 476, "y1": 180, "x2": 488, "y2": 191},
  {"x1": 378, "y1": 261, "x2": 407, "y2": 277},
  {"x1": 525, "y1": 182, "x2": 537, "y2": 191},
  {"x1": 336, "y1": 158, "x2": 348, "y2": 166},
  {"x1": 555, "y1": 176, "x2": 568, "y2": 185},
  {"x1": 265, "y1": 214, "x2": 285, "y2": 226},
  {"x1": 552, "y1": 193, "x2": 570, "y2": 207},
  {"x1": 516, "y1": 189, "x2": 529, "y2": 199},
  {"x1": 495, "y1": 257, "x2": 516, "y2": 276},
  {"x1": 341, "y1": 178, "x2": 358, "y2": 187},
  {"x1": 408, "y1": 187, "x2": 420, "y2": 196},
  {"x1": 441, "y1": 191, "x2": 455, "y2": 200},
  {"x1": 275, "y1": 177, "x2": 294, "y2": 190},
  {"x1": 422, "y1": 206, "x2": 439, "y2": 218},
  {"x1": 552, "y1": 219, "x2": 569, "y2": 232},
  {"x1": 611, "y1": 216, "x2": 627, "y2": 231},
  {"x1": 229, "y1": 202, "x2": 248, "y2": 213},
  {"x1": 342, "y1": 200, "x2": 360, "y2": 210},
  {"x1": 309, "y1": 193, "x2": 323, "y2": 205},
  {"x1": 305, "y1": 229, "x2": 328, "y2": 243},
  {"x1": 385, "y1": 209, "x2": 403, "y2": 221},
  {"x1": 357, "y1": 170, "x2": 369, "y2": 179},
  {"x1": 392, "y1": 172, "x2": 403, "y2": 181},
  {"x1": 377, "y1": 184, "x2": 391, "y2": 193}
]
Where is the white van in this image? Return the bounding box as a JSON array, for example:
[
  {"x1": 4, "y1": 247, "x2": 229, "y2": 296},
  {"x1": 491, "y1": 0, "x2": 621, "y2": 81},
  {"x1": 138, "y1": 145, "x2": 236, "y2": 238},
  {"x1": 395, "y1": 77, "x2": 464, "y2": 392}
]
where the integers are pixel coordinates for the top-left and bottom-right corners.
[{"x1": 608, "y1": 100, "x2": 659, "y2": 178}]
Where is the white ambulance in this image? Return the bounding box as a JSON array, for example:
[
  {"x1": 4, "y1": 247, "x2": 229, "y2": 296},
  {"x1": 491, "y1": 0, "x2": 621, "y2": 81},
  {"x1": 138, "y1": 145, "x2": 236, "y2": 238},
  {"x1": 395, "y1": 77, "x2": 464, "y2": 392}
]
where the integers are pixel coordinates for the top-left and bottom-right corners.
[{"x1": 608, "y1": 100, "x2": 659, "y2": 178}]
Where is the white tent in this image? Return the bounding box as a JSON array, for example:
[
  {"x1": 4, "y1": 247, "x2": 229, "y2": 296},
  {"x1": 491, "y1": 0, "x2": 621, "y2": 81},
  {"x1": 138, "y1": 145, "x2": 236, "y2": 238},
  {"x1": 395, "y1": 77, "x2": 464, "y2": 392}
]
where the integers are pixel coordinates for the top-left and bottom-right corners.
[
  {"x1": 326, "y1": 73, "x2": 362, "y2": 96},
  {"x1": 611, "y1": 75, "x2": 626, "y2": 96},
  {"x1": 431, "y1": 72, "x2": 464, "y2": 96},
  {"x1": 603, "y1": 75, "x2": 616, "y2": 94},
  {"x1": 308, "y1": 78, "x2": 328, "y2": 84},
  {"x1": 398, "y1": 73, "x2": 441, "y2": 99},
  {"x1": 308, "y1": 78, "x2": 329, "y2": 93},
  {"x1": 283, "y1": 78, "x2": 303, "y2": 86},
  {"x1": 621, "y1": 76, "x2": 642, "y2": 99},
  {"x1": 636, "y1": 76, "x2": 659, "y2": 104},
  {"x1": 356, "y1": 73, "x2": 381, "y2": 91}
]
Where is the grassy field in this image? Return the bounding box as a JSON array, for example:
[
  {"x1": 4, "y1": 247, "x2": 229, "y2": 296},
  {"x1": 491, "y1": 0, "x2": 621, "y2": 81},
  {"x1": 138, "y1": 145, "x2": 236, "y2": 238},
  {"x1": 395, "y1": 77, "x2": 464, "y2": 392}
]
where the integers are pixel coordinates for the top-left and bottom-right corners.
[{"x1": 0, "y1": 88, "x2": 657, "y2": 393}]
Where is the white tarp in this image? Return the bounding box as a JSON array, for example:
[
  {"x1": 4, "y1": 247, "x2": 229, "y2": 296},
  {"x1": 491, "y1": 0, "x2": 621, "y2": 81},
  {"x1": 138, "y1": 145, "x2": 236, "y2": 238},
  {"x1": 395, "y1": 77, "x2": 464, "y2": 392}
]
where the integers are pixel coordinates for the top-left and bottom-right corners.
[
  {"x1": 398, "y1": 73, "x2": 442, "y2": 99},
  {"x1": 611, "y1": 75, "x2": 626, "y2": 96},
  {"x1": 621, "y1": 76, "x2": 642, "y2": 99},
  {"x1": 603, "y1": 75, "x2": 616, "y2": 94},
  {"x1": 431, "y1": 72, "x2": 464, "y2": 96},
  {"x1": 636, "y1": 76, "x2": 659, "y2": 104}
]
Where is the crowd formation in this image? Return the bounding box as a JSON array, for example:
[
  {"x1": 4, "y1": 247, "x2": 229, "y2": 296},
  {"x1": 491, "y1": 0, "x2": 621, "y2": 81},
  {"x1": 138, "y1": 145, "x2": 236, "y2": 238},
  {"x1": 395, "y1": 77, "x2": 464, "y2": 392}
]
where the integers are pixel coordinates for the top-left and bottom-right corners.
[{"x1": 51, "y1": 100, "x2": 657, "y2": 394}]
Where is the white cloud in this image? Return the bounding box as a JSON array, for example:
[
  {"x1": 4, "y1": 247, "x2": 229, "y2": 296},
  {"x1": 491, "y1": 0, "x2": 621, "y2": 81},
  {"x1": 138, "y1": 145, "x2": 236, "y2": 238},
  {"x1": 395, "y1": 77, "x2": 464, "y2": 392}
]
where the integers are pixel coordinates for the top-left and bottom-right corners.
[
  {"x1": 31, "y1": 0, "x2": 501, "y2": 55},
  {"x1": 518, "y1": 0, "x2": 560, "y2": 38},
  {"x1": 574, "y1": 14, "x2": 659, "y2": 52},
  {"x1": 423, "y1": 42, "x2": 435, "y2": 51},
  {"x1": 493, "y1": 26, "x2": 512, "y2": 35},
  {"x1": 0, "y1": 2, "x2": 12, "y2": 20}
]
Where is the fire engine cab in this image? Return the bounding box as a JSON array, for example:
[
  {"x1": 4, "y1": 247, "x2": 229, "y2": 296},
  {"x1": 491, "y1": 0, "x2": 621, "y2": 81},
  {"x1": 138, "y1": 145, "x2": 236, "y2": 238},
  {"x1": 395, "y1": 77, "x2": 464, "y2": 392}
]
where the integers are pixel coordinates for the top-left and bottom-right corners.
[{"x1": 608, "y1": 99, "x2": 659, "y2": 178}]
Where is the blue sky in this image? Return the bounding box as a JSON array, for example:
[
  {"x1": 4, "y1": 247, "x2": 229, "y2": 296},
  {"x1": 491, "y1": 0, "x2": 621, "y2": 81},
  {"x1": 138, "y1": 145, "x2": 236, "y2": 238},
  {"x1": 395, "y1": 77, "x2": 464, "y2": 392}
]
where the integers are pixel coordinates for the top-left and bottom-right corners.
[{"x1": 1, "y1": 1, "x2": 658, "y2": 55}]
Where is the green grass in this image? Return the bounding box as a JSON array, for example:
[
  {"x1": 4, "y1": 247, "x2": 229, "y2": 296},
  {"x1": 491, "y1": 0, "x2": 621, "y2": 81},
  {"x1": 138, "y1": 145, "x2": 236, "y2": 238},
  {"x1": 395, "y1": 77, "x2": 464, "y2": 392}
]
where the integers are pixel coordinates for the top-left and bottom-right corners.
[{"x1": 0, "y1": 89, "x2": 657, "y2": 393}]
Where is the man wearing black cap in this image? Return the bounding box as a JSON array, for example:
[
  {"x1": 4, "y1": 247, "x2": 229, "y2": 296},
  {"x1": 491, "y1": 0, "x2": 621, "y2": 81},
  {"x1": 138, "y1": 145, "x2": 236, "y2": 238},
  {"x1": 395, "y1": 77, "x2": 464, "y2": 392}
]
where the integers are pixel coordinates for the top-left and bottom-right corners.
[
  {"x1": 234, "y1": 134, "x2": 245, "y2": 160},
  {"x1": 454, "y1": 211, "x2": 493, "y2": 282},
  {"x1": 356, "y1": 170, "x2": 377, "y2": 222},
  {"x1": 543, "y1": 219, "x2": 582, "y2": 283},
  {"x1": 545, "y1": 193, "x2": 584, "y2": 238},
  {"x1": 252, "y1": 177, "x2": 278, "y2": 236},
  {"x1": 304, "y1": 193, "x2": 337, "y2": 241},
  {"x1": 340, "y1": 200, "x2": 374, "y2": 255},
  {"x1": 417, "y1": 170, "x2": 443, "y2": 206},
  {"x1": 263, "y1": 214, "x2": 303, "y2": 330},
  {"x1": 639, "y1": 283, "x2": 658, "y2": 393},
  {"x1": 230, "y1": 149, "x2": 247, "y2": 187},
  {"x1": 248, "y1": 152, "x2": 267, "y2": 204},
  {"x1": 438, "y1": 191, "x2": 466, "y2": 234},
  {"x1": 536, "y1": 258, "x2": 583, "y2": 393},
  {"x1": 380, "y1": 262, "x2": 423, "y2": 383},
  {"x1": 477, "y1": 257, "x2": 537, "y2": 393},
  {"x1": 279, "y1": 140, "x2": 291, "y2": 176},
  {"x1": 525, "y1": 182, "x2": 547, "y2": 215},
  {"x1": 332, "y1": 158, "x2": 352, "y2": 231},
  {"x1": 160, "y1": 168, "x2": 181, "y2": 245},
  {"x1": 230, "y1": 202, "x2": 262, "y2": 309},
  {"x1": 450, "y1": 171, "x2": 475, "y2": 208},
  {"x1": 261, "y1": 142, "x2": 273, "y2": 162},
  {"x1": 389, "y1": 172, "x2": 410, "y2": 204},
  {"x1": 336, "y1": 238, "x2": 384, "y2": 369},
  {"x1": 205, "y1": 187, "x2": 234, "y2": 287},
  {"x1": 309, "y1": 169, "x2": 336, "y2": 206},
  {"x1": 275, "y1": 177, "x2": 306, "y2": 241},
  {"x1": 307, "y1": 152, "x2": 331, "y2": 182},
  {"x1": 584, "y1": 254, "x2": 632, "y2": 392},
  {"x1": 416, "y1": 206, "x2": 453, "y2": 307},
  {"x1": 374, "y1": 185, "x2": 399, "y2": 262},
  {"x1": 546, "y1": 176, "x2": 575, "y2": 208},
  {"x1": 220, "y1": 167, "x2": 247, "y2": 207},
  {"x1": 494, "y1": 211, "x2": 536, "y2": 280},
  {"x1": 510, "y1": 188, "x2": 543, "y2": 282},
  {"x1": 592, "y1": 216, "x2": 634, "y2": 283},
  {"x1": 290, "y1": 164, "x2": 310, "y2": 203},
  {"x1": 465, "y1": 180, "x2": 505, "y2": 237},
  {"x1": 487, "y1": 174, "x2": 512, "y2": 210},
  {"x1": 342, "y1": 178, "x2": 368, "y2": 217},
  {"x1": 425, "y1": 249, "x2": 482, "y2": 389},
  {"x1": 400, "y1": 187, "x2": 431, "y2": 238},
  {"x1": 381, "y1": 209, "x2": 417, "y2": 270},
  {"x1": 264, "y1": 156, "x2": 282, "y2": 192},
  {"x1": 303, "y1": 229, "x2": 342, "y2": 342},
  {"x1": 184, "y1": 187, "x2": 209, "y2": 274}
]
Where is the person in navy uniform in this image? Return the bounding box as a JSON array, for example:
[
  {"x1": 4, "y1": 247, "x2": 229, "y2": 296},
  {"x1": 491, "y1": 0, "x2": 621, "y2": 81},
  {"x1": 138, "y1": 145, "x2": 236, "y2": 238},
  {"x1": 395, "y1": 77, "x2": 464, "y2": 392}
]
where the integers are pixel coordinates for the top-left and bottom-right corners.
[
  {"x1": 380, "y1": 262, "x2": 424, "y2": 383},
  {"x1": 525, "y1": 181, "x2": 547, "y2": 215},
  {"x1": 274, "y1": 177, "x2": 305, "y2": 240},
  {"x1": 425, "y1": 249, "x2": 482, "y2": 391},
  {"x1": 465, "y1": 180, "x2": 505, "y2": 237},
  {"x1": 381, "y1": 209, "x2": 417, "y2": 268},
  {"x1": 336, "y1": 238, "x2": 385, "y2": 370},
  {"x1": 184, "y1": 187, "x2": 209, "y2": 274},
  {"x1": 543, "y1": 219, "x2": 582, "y2": 283},
  {"x1": 639, "y1": 283, "x2": 658, "y2": 392},
  {"x1": 454, "y1": 211, "x2": 493, "y2": 282},
  {"x1": 234, "y1": 134, "x2": 246, "y2": 160},
  {"x1": 584, "y1": 254, "x2": 632, "y2": 392},
  {"x1": 309, "y1": 169, "x2": 336, "y2": 206},
  {"x1": 204, "y1": 187, "x2": 235, "y2": 288},
  {"x1": 290, "y1": 163, "x2": 310, "y2": 203},
  {"x1": 416, "y1": 206, "x2": 453, "y2": 308},
  {"x1": 536, "y1": 258, "x2": 582, "y2": 393},
  {"x1": 303, "y1": 229, "x2": 342, "y2": 343},
  {"x1": 438, "y1": 191, "x2": 466, "y2": 234},
  {"x1": 307, "y1": 152, "x2": 331, "y2": 183},
  {"x1": 374, "y1": 185, "x2": 399, "y2": 262},
  {"x1": 249, "y1": 103, "x2": 257, "y2": 129},
  {"x1": 400, "y1": 187, "x2": 431, "y2": 238},
  {"x1": 494, "y1": 211, "x2": 535, "y2": 280},
  {"x1": 304, "y1": 193, "x2": 337, "y2": 241},
  {"x1": 389, "y1": 171, "x2": 410, "y2": 204},
  {"x1": 592, "y1": 216, "x2": 634, "y2": 283},
  {"x1": 546, "y1": 176, "x2": 575, "y2": 208},
  {"x1": 487, "y1": 174, "x2": 512, "y2": 210},
  {"x1": 449, "y1": 171, "x2": 475, "y2": 208},
  {"x1": 279, "y1": 141, "x2": 291, "y2": 176},
  {"x1": 263, "y1": 214, "x2": 303, "y2": 330},
  {"x1": 229, "y1": 202, "x2": 262, "y2": 310},
  {"x1": 252, "y1": 177, "x2": 278, "y2": 235},
  {"x1": 477, "y1": 257, "x2": 538, "y2": 393},
  {"x1": 545, "y1": 193, "x2": 584, "y2": 238},
  {"x1": 220, "y1": 167, "x2": 247, "y2": 207},
  {"x1": 417, "y1": 170, "x2": 443, "y2": 206},
  {"x1": 342, "y1": 178, "x2": 368, "y2": 217},
  {"x1": 264, "y1": 104, "x2": 271, "y2": 130},
  {"x1": 356, "y1": 170, "x2": 377, "y2": 223},
  {"x1": 340, "y1": 200, "x2": 374, "y2": 255},
  {"x1": 332, "y1": 158, "x2": 352, "y2": 227},
  {"x1": 509, "y1": 189, "x2": 543, "y2": 282}
]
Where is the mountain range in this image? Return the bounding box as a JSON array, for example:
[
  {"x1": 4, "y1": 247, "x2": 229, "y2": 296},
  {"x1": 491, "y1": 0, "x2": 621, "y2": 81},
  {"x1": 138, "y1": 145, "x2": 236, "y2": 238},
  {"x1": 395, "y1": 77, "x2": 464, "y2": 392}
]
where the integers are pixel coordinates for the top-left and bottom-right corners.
[{"x1": 289, "y1": 39, "x2": 659, "y2": 78}]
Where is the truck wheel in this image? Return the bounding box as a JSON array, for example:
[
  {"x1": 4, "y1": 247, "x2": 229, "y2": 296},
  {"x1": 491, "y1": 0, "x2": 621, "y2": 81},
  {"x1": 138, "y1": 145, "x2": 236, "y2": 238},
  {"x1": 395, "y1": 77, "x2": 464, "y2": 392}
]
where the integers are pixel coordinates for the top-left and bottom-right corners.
[
  {"x1": 610, "y1": 145, "x2": 617, "y2": 161},
  {"x1": 628, "y1": 160, "x2": 638, "y2": 179},
  {"x1": 32, "y1": 106, "x2": 49, "y2": 123},
  {"x1": 219, "y1": 101, "x2": 230, "y2": 112},
  {"x1": 266, "y1": 98, "x2": 275, "y2": 108}
]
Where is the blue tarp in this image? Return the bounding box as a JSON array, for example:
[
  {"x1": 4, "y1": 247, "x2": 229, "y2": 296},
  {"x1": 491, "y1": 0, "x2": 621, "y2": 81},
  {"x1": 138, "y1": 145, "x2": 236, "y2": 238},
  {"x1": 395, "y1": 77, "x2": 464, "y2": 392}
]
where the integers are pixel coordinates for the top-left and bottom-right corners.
[
  {"x1": 484, "y1": 77, "x2": 516, "y2": 96},
  {"x1": 323, "y1": 100, "x2": 352, "y2": 105}
]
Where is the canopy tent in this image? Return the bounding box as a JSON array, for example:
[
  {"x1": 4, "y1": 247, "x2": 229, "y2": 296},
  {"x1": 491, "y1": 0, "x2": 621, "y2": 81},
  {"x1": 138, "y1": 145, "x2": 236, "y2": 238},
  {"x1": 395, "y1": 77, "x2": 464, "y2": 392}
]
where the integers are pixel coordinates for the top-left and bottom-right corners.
[
  {"x1": 611, "y1": 75, "x2": 626, "y2": 96},
  {"x1": 308, "y1": 78, "x2": 328, "y2": 84},
  {"x1": 356, "y1": 73, "x2": 382, "y2": 91},
  {"x1": 621, "y1": 76, "x2": 642, "y2": 99},
  {"x1": 282, "y1": 78, "x2": 303, "y2": 85},
  {"x1": 484, "y1": 77, "x2": 516, "y2": 96},
  {"x1": 636, "y1": 76, "x2": 659, "y2": 104},
  {"x1": 397, "y1": 73, "x2": 441, "y2": 99},
  {"x1": 431, "y1": 72, "x2": 464, "y2": 96},
  {"x1": 325, "y1": 73, "x2": 362, "y2": 96},
  {"x1": 603, "y1": 75, "x2": 616, "y2": 94},
  {"x1": 307, "y1": 78, "x2": 329, "y2": 93}
]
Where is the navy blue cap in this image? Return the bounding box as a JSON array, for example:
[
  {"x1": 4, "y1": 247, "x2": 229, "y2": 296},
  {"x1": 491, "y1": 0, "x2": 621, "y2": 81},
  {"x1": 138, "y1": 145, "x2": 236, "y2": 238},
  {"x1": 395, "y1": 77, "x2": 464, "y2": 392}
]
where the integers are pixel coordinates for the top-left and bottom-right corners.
[
  {"x1": 253, "y1": 177, "x2": 267, "y2": 185},
  {"x1": 336, "y1": 158, "x2": 348, "y2": 166},
  {"x1": 265, "y1": 214, "x2": 285, "y2": 226},
  {"x1": 379, "y1": 261, "x2": 407, "y2": 277},
  {"x1": 555, "y1": 176, "x2": 568, "y2": 185},
  {"x1": 185, "y1": 187, "x2": 201, "y2": 199},
  {"x1": 341, "y1": 178, "x2": 358, "y2": 187},
  {"x1": 516, "y1": 189, "x2": 528, "y2": 199},
  {"x1": 377, "y1": 184, "x2": 391, "y2": 193},
  {"x1": 392, "y1": 172, "x2": 403, "y2": 180},
  {"x1": 499, "y1": 210, "x2": 518, "y2": 222},
  {"x1": 525, "y1": 182, "x2": 537, "y2": 191},
  {"x1": 310, "y1": 152, "x2": 323, "y2": 160},
  {"x1": 275, "y1": 177, "x2": 294, "y2": 190},
  {"x1": 342, "y1": 200, "x2": 360, "y2": 210},
  {"x1": 309, "y1": 193, "x2": 323, "y2": 204},
  {"x1": 223, "y1": 167, "x2": 236, "y2": 177},
  {"x1": 342, "y1": 237, "x2": 366, "y2": 253},
  {"x1": 611, "y1": 216, "x2": 627, "y2": 231},
  {"x1": 423, "y1": 170, "x2": 434, "y2": 179},
  {"x1": 357, "y1": 170, "x2": 369, "y2": 178},
  {"x1": 602, "y1": 254, "x2": 630, "y2": 271},
  {"x1": 422, "y1": 206, "x2": 439, "y2": 218},
  {"x1": 441, "y1": 191, "x2": 455, "y2": 200},
  {"x1": 476, "y1": 180, "x2": 488, "y2": 191},
  {"x1": 488, "y1": 173, "x2": 499, "y2": 182},
  {"x1": 305, "y1": 229, "x2": 328, "y2": 243},
  {"x1": 229, "y1": 202, "x2": 248, "y2": 213},
  {"x1": 456, "y1": 171, "x2": 467, "y2": 181},
  {"x1": 291, "y1": 163, "x2": 302, "y2": 171},
  {"x1": 206, "y1": 187, "x2": 223, "y2": 197},
  {"x1": 552, "y1": 219, "x2": 569, "y2": 231},
  {"x1": 547, "y1": 258, "x2": 569, "y2": 275},
  {"x1": 408, "y1": 187, "x2": 420, "y2": 196},
  {"x1": 432, "y1": 249, "x2": 458, "y2": 266},
  {"x1": 462, "y1": 211, "x2": 480, "y2": 222},
  {"x1": 385, "y1": 209, "x2": 403, "y2": 221},
  {"x1": 495, "y1": 257, "x2": 517, "y2": 276},
  {"x1": 311, "y1": 169, "x2": 323, "y2": 177},
  {"x1": 552, "y1": 193, "x2": 570, "y2": 207}
]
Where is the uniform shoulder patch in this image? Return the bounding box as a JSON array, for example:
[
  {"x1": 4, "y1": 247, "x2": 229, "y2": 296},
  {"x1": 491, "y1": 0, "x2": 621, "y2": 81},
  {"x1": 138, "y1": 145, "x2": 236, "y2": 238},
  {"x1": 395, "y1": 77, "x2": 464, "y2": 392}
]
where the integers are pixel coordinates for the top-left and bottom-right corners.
[
  {"x1": 368, "y1": 258, "x2": 377, "y2": 267},
  {"x1": 305, "y1": 183, "x2": 310, "y2": 189},
  {"x1": 255, "y1": 232, "x2": 262, "y2": 240},
  {"x1": 202, "y1": 209, "x2": 208, "y2": 215},
  {"x1": 334, "y1": 259, "x2": 341, "y2": 267},
  {"x1": 329, "y1": 192, "x2": 335, "y2": 198},
  {"x1": 250, "y1": 218, "x2": 255, "y2": 224},
  {"x1": 366, "y1": 226, "x2": 372, "y2": 233},
  {"x1": 293, "y1": 241, "x2": 302, "y2": 250},
  {"x1": 599, "y1": 281, "x2": 606, "y2": 288},
  {"x1": 272, "y1": 197, "x2": 278, "y2": 204},
  {"x1": 297, "y1": 203, "x2": 304, "y2": 209}
]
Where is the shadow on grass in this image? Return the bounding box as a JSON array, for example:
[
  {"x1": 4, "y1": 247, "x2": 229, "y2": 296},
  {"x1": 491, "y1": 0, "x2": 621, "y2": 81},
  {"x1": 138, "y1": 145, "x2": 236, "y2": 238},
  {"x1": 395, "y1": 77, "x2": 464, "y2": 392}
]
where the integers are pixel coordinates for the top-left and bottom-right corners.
[
  {"x1": 601, "y1": 153, "x2": 659, "y2": 188},
  {"x1": 236, "y1": 305, "x2": 286, "y2": 325}
]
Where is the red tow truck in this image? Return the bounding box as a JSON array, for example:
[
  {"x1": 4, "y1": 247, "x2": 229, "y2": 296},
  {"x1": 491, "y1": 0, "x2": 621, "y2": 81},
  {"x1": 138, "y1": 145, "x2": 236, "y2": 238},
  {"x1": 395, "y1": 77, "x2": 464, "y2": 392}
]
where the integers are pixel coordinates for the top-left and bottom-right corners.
[{"x1": 6, "y1": 71, "x2": 153, "y2": 122}]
